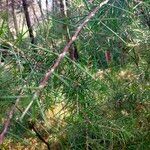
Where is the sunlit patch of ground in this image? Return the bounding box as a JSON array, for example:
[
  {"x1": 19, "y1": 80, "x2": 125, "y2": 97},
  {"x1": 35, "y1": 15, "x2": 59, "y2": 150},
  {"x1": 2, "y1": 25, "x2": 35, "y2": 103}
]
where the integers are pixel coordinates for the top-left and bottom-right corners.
[
  {"x1": 45, "y1": 102, "x2": 70, "y2": 128},
  {"x1": 117, "y1": 69, "x2": 137, "y2": 81},
  {"x1": 1, "y1": 138, "x2": 47, "y2": 150},
  {"x1": 95, "y1": 68, "x2": 111, "y2": 80}
]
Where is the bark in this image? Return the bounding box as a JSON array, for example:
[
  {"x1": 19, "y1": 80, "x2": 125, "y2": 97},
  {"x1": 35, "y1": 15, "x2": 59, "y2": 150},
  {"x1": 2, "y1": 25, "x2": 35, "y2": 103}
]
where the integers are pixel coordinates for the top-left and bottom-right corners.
[
  {"x1": 11, "y1": 0, "x2": 19, "y2": 36},
  {"x1": 22, "y1": 0, "x2": 35, "y2": 44}
]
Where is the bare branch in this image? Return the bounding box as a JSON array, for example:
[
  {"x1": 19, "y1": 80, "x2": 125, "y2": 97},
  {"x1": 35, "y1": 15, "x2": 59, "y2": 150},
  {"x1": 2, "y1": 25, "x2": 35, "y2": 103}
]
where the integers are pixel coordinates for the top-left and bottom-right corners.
[{"x1": 0, "y1": 90, "x2": 23, "y2": 144}]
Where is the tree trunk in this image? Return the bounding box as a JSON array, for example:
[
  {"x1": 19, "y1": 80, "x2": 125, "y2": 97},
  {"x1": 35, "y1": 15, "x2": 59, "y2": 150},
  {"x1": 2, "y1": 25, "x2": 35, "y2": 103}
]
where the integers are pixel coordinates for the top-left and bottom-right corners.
[
  {"x1": 22, "y1": 0, "x2": 35, "y2": 44},
  {"x1": 11, "y1": 0, "x2": 19, "y2": 37}
]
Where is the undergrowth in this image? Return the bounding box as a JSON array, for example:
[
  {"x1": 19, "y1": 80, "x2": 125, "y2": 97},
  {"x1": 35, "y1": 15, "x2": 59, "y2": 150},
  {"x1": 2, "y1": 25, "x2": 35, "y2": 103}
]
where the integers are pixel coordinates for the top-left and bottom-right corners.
[{"x1": 0, "y1": 0, "x2": 149, "y2": 149}]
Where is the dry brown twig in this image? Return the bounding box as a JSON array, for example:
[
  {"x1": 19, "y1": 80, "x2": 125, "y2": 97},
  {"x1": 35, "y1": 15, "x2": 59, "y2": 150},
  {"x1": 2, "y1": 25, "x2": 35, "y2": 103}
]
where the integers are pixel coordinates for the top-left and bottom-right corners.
[{"x1": 0, "y1": 0, "x2": 109, "y2": 144}]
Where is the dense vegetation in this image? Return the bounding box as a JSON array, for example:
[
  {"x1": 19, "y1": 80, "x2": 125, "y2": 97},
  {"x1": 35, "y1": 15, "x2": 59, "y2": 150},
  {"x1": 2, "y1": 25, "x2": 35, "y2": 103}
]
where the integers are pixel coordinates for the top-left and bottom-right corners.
[{"x1": 0, "y1": 0, "x2": 149, "y2": 149}]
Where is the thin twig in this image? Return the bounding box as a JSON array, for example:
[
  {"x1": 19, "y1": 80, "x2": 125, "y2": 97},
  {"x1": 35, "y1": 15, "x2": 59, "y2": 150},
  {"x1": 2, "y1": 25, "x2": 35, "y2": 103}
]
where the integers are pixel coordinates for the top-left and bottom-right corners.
[
  {"x1": 0, "y1": 90, "x2": 23, "y2": 144},
  {"x1": 28, "y1": 121, "x2": 51, "y2": 150},
  {"x1": 20, "y1": 0, "x2": 109, "y2": 120}
]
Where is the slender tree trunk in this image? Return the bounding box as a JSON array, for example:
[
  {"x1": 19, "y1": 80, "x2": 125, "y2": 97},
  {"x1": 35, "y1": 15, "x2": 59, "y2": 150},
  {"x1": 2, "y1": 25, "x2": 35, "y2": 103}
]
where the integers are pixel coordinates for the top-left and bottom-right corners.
[
  {"x1": 52, "y1": 0, "x2": 59, "y2": 13},
  {"x1": 6, "y1": 0, "x2": 15, "y2": 40},
  {"x1": 22, "y1": 0, "x2": 35, "y2": 44},
  {"x1": 37, "y1": 0, "x2": 44, "y2": 18},
  {"x1": 11, "y1": 0, "x2": 19, "y2": 37},
  {"x1": 31, "y1": 3, "x2": 40, "y2": 23}
]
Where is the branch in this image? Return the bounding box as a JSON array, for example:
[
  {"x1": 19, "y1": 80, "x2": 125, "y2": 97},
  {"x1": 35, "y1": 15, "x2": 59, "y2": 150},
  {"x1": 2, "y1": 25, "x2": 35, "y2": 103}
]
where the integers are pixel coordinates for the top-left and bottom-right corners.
[
  {"x1": 28, "y1": 121, "x2": 50, "y2": 150},
  {"x1": 0, "y1": 90, "x2": 23, "y2": 144},
  {"x1": 20, "y1": 0, "x2": 109, "y2": 120}
]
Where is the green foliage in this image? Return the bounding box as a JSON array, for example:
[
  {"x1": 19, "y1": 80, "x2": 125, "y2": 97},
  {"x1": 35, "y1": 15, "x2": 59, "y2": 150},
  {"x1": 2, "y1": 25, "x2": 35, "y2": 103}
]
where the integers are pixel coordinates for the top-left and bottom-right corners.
[{"x1": 0, "y1": 0, "x2": 149, "y2": 149}]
